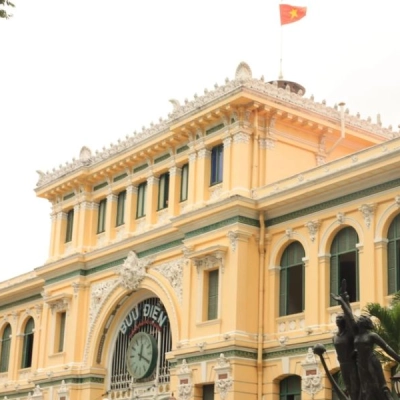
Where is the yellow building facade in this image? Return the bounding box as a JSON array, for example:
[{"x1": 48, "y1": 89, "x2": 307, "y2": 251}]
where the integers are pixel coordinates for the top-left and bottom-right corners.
[{"x1": 1, "y1": 62, "x2": 400, "y2": 400}]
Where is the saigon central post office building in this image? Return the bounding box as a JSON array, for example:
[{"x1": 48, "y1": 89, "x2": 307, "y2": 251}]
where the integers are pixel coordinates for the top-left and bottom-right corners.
[{"x1": 2, "y1": 62, "x2": 400, "y2": 400}]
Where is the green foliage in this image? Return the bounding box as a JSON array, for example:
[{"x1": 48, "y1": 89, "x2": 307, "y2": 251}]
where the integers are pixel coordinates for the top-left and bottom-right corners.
[
  {"x1": 0, "y1": 0, "x2": 15, "y2": 19},
  {"x1": 364, "y1": 292, "x2": 400, "y2": 364}
]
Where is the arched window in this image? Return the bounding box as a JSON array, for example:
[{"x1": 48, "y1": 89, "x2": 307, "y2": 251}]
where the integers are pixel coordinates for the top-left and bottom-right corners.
[
  {"x1": 388, "y1": 214, "x2": 400, "y2": 294},
  {"x1": 0, "y1": 324, "x2": 11, "y2": 373},
  {"x1": 280, "y1": 375, "x2": 301, "y2": 400},
  {"x1": 21, "y1": 318, "x2": 34, "y2": 369},
  {"x1": 330, "y1": 227, "x2": 359, "y2": 305},
  {"x1": 279, "y1": 241, "x2": 305, "y2": 316}
]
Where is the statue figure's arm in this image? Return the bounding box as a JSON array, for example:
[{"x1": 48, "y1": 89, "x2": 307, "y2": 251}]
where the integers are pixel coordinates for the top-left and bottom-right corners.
[
  {"x1": 372, "y1": 333, "x2": 400, "y2": 364},
  {"x1": 331, "y1": 292, "x2": 357, "y2": 332}
]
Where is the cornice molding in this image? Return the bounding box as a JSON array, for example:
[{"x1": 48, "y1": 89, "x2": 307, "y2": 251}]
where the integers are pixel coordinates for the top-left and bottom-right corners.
[{"x1": 35, "y1": 63, "x2": 396, "y2": 190}]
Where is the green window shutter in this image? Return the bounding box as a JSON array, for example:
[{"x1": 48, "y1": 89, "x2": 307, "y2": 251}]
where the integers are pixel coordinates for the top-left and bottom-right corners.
[
  {"x1": 0, "y1": 324, "x2": 11, "y2": 373},
  {"x1": 388, "y1": 240, "x2": 397, "y2": 294},
  {"x1": 279, "y1": 268, "x2": 287, "y2": 316},
  {"x1": 21, "y1": 318, "x2": 34, "y2": 369},
  {"x1": 116, "y1": 190, "x2": 126, "y2": 226},
  {"x1": 180, "y1": 164, "x2": 189, "y2": 202},
  {"x1": 58, "y1": 312, "x2": 66, "y2": 352},
  {"x1": 330, "y1": 255, "x2": 339, "y2": 306},
  {"x1": 207, "y1": 270, "x2": 219, "y2": 320},
  {"x1": 97, "y1": 199, "x2": 107, "y2": 233}
]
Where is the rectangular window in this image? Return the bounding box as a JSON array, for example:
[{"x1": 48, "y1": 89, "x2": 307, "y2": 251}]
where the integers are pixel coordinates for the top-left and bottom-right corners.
[
  {"x1": 210, "y1": 144, "x2": 223, "y2": 185},
  {"x1": 116, "y1": 190, "x2": 126, "y2": 226},
  {"x1": 56, "y1": 311, "x2": 66, "y2": 352},
  {"x1": 97, "y1": 199, "x2": 107, "y2": 233},
  {"x1": 158, "y1": 172, "x2": 170, "y2": 210},
  {"x1": 203, "y1": 384, "x2": 215, "y2": 400},
  {"x1": 65, "y1": 209, "x2": 74, "y2": 243},
  {"x1": 136, "y1": 182, "x2": 147, "y2": 218},
  {"x1": 180, "y1": 164, "x2": 189, "y2": 202},
  {"x1": 207, "y1": 269, "x2": 219, "y2": 320}
]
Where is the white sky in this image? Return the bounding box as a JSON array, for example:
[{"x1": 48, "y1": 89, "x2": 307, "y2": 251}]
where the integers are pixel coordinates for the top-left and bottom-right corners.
[{"x1": 1, "y1": 1, "x2": 400, "y2": 282}]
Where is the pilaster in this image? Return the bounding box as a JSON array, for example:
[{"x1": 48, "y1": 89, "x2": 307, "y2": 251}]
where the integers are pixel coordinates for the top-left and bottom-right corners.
[
  {"x1": 187, "y1": 151, "x2": 197, "y2": 206},
  {"x1": 230, "y1": 131, "x2": 252, "y2": 194},
  {"x1": 125, "y1": 185, "x2": 138, "y2": 233},
  {"x1": 146, "y1": 176, "x2": 159, "y2": 225},
  {"x1": 196, "y1": 147, "x2": 211, "y2": 203},
  {"x1": 169, "y1": 166, "x2": 181, "y2": 216},
  {"x1": 105, "y1": 193, "x2": 118, "y2": 242}
]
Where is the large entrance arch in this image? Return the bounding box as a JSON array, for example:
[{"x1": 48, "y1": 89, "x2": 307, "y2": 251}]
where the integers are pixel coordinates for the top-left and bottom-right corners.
[{"x1": 107, "y1": 296, "x2": 172, "y2": 399}]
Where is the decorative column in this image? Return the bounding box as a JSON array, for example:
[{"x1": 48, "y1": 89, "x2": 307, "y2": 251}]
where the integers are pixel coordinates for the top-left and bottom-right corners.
[
  {"x1": 176, "y1": 360, "x2": 193, "y2": 400},
  {"x1": 301, "y1": 348, "x2": 322, "y2": 399},
  {"x1": 57, "y1": 379, "x2": 69, "y2": 400},
  {"x1": 125, "y1": 185, "x2": 138, "y2": 234},
  {"x1": 55, "y1": 211, "x2": 67, "y2": 257},
  {"x1": 222, "y1": 136, "x2": 232, "y2": 193},
  {"x1": 187, "y1": 151, "x2": 197, "y2": 207},
  {"x1": 77, "y1": 201, "x2": 97, "y2": 251},
  {"x1": 146, "y1": 175, "x2": 159, "y2": 225},
  {"x1": 230, "y1": 129, "x2": 252, "y2": 195},
  {"x1": 104, "y1": 192, "x2": 118, "y2": 242},
  {"x1": 48, "y1": 209, "x2": 58, "y2": 260},
  {"x1": 196, "y1": 146, "x2": 211, "y2": 203},
  {"x1": 71, "y1": 203, "x2": 80, "y2": 250},
  {"x1": 169, "y1": 166, "x2": 181, "y2": 216},
  {"x1": 214, "y1": 354, "x2": 233, "y2": 400}
]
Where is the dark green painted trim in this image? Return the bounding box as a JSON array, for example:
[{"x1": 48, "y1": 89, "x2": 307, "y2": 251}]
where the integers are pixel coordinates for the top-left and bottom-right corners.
[
  {"x1": 134, "y1": 163, "x2": 149, "y2": 173},
  {"x1": 63, "y1": 192, "x2": 75, "y2": 201},
  {"x1": 177, "y1": 145, "x2": 189, "y2": 154},
  {"x1": 206, "y1": 123, "x2": 224, "y2": 136},
  {"x1": 93, "y1": 181, "x2": 108, "y2": 191},
  {"x1": 113, "y1": 172, "x2": 128, "y2": 182},
  {"x1": 266, "y1": 177, "x2": 400, "y2": 227},
  {"x1": 0, "y1": 376, "x2": 105, "y2": 398},
  {"x1": 137, "y1": 240, "x2": 183, "y2": 258},
  {"x1": 265, "y1": 342, "x2": 334, "y2": 360},
  {"x1": 46, "y1": 270, "x2": 86, "y2": 286},
  {"x1": 155, "y1": 153, "x2": 171, "y2": 164},
  {"x1": 185, "y1": 216, "x2": 260, "y2": 239},
  {"x1": 170, "y1": 349, "x2": 257, "y2": 367},
  {"x1": 0, "y1": 294, "x2": 42, "y2": 312}
]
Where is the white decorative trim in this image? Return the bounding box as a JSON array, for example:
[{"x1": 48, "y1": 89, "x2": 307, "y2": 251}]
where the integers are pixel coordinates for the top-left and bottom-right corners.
[
  {"x1": 305, "y1": 220, "x2": 320, "y2": 243},
  {"x1": 36, "y1": 63, "x2": 393, "y2": 190},
  {"x1": 359, "y1": 203, "x2": 376, "y2": 229},
  {"x1": 214, "y1": 354, "x2": 233, "y2": 400},
  {"x1": 44, "y1": 293, "x2": 72, "y2": 314},
  {"x1": 301, "y1": 348, "x2": 323, "y2": 397},
  {"x1": 233, "y1": 132, "x2": 250, "y2": 144},
  {"x1": 154, "y1": 258, "x2": 184, "y2": 304},
  {"x1": 117, "y1": 251, "x2": 153, "y2": 291}
]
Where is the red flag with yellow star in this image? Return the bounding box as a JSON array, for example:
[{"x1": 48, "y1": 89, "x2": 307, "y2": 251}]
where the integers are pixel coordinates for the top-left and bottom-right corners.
[{"x1": 279, "y1": 4, "x2": 307, "y2": 25}]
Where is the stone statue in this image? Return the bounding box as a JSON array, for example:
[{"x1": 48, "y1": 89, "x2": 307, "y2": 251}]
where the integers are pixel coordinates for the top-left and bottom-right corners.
[{"x1": 329, "y1": 279, "x2": 400, "y2": 400}]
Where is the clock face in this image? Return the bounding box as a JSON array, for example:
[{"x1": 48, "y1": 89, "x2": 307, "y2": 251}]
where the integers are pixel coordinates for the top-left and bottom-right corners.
[{"x1": 126, "y1": 332, "x2": 158, "y2": 379}]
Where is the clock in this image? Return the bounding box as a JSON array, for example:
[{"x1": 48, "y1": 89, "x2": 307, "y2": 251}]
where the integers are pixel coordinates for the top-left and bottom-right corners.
[{"x1": 126, "y1": 332, "x2": 158, "y2": 379}]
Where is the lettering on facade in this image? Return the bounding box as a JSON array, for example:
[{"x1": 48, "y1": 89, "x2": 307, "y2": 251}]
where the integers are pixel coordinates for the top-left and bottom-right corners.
[{"x1": 120, "y1": 303, "x2": 168, "y2": 335}]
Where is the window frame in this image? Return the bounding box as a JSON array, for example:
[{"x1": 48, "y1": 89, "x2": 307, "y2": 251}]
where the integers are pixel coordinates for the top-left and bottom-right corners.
[
  {"x1": 116, "y1": 190, "x2": 126, "y2": 227},
  {"x1": 330, "y1": 226, "x2": 359, "y2": 305},
  {"x1": 388, "y1": 214, "x2": 400, "y2": 294},
  {"x1": 65, "y1": 209, "x2": 74, "y2": 243},
  {"x1": 21, "y1": 317, "x2": 35, "y2": 369},
  {"x1": 56, "y1": 311, "x2": 66, "y2": 353},
  {"x1": 136, "y1": 182, "x2": 147, "y2": 219},
  {"x1": 206, "y1": 269, "x2": 219, "y2": 321},
  {"x1": 279, "y1": 241, "x2": 305, "y2": 317},
  {"x1": 180, "y1": 163, "x2": 189, "y2": 202},
  {"x1": 0, "y1": 324, "x2": 11, "y2": 373},
  {"x1": 157, "y1": 172, "x2": 170, "y2": 211},
  {"x1": 210, "y1": 144, "x2": 224, "y2": 185},
  {"x1": 97, "y1": 198, "x2": 107, "y2": 234}
]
